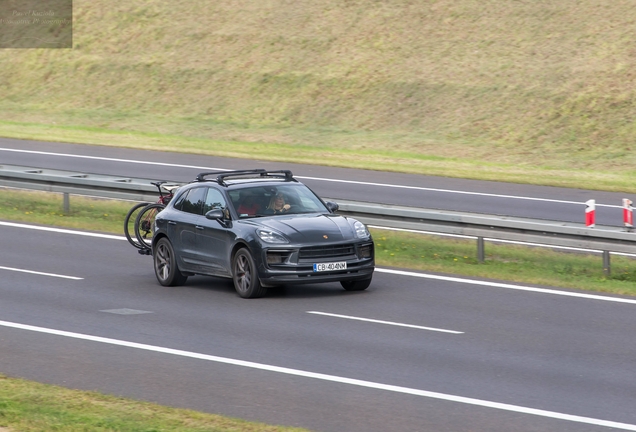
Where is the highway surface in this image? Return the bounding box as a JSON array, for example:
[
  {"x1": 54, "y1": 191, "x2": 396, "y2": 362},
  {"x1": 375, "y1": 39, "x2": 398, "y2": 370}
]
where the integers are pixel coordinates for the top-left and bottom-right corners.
[
  {"x1": 1, "y1": 137, "x2": 634, "y2": 226},
  {"x1": 2, "y1": 138, "x2": 636, "y2": 431},
  {"x1": 1, "y1": 221, "x2": 636, "y2": 431}
]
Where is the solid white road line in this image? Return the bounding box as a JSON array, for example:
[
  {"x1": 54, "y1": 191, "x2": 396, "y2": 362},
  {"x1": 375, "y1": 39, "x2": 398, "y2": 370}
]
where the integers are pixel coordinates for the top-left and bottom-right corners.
[
  {"x1": 368, "y1": 224, "x2": 636, "y2": 257},
  {"x1": 376, "y1": 268, "x2": 636, "y2": 305},
  {"x1": 0, "y1": 221, "x2": 126, "y2": 240},
  {"x1": 0, "y1": 319, "x2": 634, "y2": 430},
  {"x1": 0, "y1": 147, "x2": 620, "y2": 207},
  {"x1": 0, "y1": 266, "x2": 83, "y2": 280},
  {"x1": 306, "y1": 311, "x2": 463, "y2": 334}
]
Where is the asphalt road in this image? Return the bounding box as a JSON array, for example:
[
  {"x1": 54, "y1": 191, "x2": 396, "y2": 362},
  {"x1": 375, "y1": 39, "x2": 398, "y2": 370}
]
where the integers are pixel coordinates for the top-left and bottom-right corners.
[
  {"x1": 1, "y1": 137, "x2": 633, "y2": 226},
  {"x1": 2, "y1": 221, "x2": 636, "y2": 431}
]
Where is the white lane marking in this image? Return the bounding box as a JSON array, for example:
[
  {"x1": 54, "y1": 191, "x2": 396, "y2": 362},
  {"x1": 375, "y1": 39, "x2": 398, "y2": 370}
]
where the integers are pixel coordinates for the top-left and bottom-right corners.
[
  {"x1": 369, "y1": 225, "x2": 636, "y2": 257},
  {"x1": 0, "y1": 319, "x2": 634, "y2": 430},
  {"x1": 0, "y1": 147, "x2": 619, "y2": 208},
  {"x1": 3, "y1": 221, "x2": 635, "y2": 305},
  {"x1": 0, "y1": 147, "x2": 216, "y2": 171},
  {"x1": 0, "y1": 266, "x2": 83, "y2": 280},
  {"x1": 0, "y1": 221, "x2": 126, "y2": 240},
  {"x1": 307, "y1": 311, "x2": 463, "y2": 334},
  {"x1": 376, "y1": 268, "x2": 636, "y2": 305}
]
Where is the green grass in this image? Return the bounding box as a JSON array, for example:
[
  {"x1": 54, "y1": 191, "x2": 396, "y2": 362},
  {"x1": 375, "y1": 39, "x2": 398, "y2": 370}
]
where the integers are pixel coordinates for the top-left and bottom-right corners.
[
  {"x1": 2, "y1": 0, "x2": 636, "y2": 191},
  {"x1": 0, "y1": 374, "x2": 308, "y2": 432},
  {"x1": 4, "y1": 188, "x2": 636, "y2": 296}
]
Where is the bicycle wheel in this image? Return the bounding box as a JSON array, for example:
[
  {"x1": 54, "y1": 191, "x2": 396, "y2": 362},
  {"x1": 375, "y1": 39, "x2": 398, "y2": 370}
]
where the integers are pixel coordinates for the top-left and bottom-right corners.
[
  {"x1": 134, "y1": 203, "x2": 165, "y2": 250},
  {"x1": 124, "y1": 202, "x2": 150, "y2": 249}
]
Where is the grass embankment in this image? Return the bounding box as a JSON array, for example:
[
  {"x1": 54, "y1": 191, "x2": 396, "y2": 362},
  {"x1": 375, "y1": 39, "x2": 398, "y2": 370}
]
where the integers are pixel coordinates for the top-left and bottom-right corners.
[
  {"x1": 0, "y1": 374, "x2": 307, "y2": 432},
  {"x1": 4, "y1": 188, "x2": 636, "y2": 297},
  {"x1": 2, "y1": 0, "x2": 636, "y2": 191}
]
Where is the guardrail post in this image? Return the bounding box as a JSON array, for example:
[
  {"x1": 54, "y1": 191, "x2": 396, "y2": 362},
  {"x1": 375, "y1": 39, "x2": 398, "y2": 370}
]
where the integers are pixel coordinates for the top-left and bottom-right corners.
[
  {"x1": 603, "y1": 251, "x2": 611, "y2": 276},
  {"x1": 477, "y1": 236, "x2": 485, "y2": 263},
  {"x1": 63, "y1": 192, "x2": 70, "y2": 214}
]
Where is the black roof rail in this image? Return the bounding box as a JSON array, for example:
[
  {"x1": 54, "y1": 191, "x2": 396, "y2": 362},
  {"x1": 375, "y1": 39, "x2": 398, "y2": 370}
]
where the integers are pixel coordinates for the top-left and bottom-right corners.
[{"x1": 196, "y1": 169, "x2": 296, "y2": 186}]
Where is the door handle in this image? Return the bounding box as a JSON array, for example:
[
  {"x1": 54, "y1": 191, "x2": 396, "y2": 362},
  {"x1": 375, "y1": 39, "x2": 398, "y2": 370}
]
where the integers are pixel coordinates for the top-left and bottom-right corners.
[{"x1": 195, "y1": 226, "x2": 204, "y2": 230}]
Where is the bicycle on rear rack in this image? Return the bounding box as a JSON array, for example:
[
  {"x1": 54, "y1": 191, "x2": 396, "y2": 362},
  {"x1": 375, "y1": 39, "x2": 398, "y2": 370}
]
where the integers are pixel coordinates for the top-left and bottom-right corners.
[{"x1": 124, "y1": 181, "x2": 180, "y2": 253}]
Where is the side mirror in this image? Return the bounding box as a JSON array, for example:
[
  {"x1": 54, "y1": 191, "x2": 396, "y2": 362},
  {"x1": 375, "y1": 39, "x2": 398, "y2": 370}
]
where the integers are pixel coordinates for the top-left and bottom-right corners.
[
  {"x1": 205, "y1": 209, "x2": 225, "y2": 220},
  {"x1": 325, "y1": 201, "x2": 339, "y2": 213}
]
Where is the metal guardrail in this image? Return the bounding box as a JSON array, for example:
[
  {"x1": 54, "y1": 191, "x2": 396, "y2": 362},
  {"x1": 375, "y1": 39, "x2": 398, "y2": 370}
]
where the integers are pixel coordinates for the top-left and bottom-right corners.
[
  {"x1": 2, "y1": 164, "x2": 635, "y2": 274},
  {"x1": 0, "y1": 164, "x2": 172, "y2": 202}
]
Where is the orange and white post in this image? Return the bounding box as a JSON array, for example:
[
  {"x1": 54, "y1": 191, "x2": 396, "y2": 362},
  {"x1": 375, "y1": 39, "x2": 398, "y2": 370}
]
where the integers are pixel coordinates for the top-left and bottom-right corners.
[
  {"x1": 585, "y1": 199, "x2": 596, "y2": 228},
  {"x1": 623, "y1": 198, "x2": 633, "y2": 227}
]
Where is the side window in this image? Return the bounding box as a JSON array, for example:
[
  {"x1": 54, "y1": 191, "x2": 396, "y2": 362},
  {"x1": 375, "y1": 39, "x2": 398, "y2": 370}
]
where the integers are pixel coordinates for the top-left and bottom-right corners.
[
  {"x1": 179, "y1": 187, "x2": 206, "y2": 215},
  {"x1": 171, "y1": 189, "x2": 188, "y2": 211},
  {"x1": 203, "y1": 188, "x2": 227, "y2": 214}
]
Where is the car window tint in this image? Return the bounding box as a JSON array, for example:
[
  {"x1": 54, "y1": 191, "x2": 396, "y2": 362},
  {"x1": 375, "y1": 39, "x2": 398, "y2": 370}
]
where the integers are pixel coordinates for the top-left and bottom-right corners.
[
  {"x1": 171, "y1": 189, "x2": 188, "y2": 211},
  {"x1": 180, "y1": 187, "x2": 206, "y2": 215},
  {"x1": 203, "y1": 188, "x2": 227, "y2": 214}
]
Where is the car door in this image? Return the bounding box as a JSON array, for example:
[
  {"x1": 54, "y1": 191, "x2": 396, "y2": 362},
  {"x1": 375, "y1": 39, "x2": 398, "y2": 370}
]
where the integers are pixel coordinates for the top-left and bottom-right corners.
[
  {"x1": 195, "y1": 187, "x2": 234, "y2": 276},
  {"x1": 171, "y1": 186, "x2": 206, "y2": 272}
]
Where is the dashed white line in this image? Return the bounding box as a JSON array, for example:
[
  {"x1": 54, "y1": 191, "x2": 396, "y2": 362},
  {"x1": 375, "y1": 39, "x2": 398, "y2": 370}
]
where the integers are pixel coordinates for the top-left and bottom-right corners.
[
  {"x1": 0, "y1": 319, "x2": 634, "y2": 430},
  {"x1": 307, "y1": 311, "x2": 463, "y2": 334},
  {"x1": 0, "y1": 266, "x2": 83, "y2": 280}
]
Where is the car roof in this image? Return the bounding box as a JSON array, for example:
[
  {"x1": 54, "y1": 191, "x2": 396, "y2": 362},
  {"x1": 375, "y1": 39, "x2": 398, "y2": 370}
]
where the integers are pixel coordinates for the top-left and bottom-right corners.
[{"x1": 193, "y1": 169, "x2": 298, "y2": 187}]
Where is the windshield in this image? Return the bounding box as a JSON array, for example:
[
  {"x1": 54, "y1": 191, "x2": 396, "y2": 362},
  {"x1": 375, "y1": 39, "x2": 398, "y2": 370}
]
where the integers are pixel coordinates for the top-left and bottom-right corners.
[{"x1": 230, "y1": 184, "x2": 329, "y2": 218}]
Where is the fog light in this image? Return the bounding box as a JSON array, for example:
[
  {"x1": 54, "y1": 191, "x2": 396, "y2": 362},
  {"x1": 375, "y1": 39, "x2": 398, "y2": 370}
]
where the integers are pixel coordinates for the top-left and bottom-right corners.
[
  {"x1": 358, "y1": 244, "x2": 372, "y2": 259},
  {"x1": 267, "y1": 253, "x2": 283, "y2": 264}
]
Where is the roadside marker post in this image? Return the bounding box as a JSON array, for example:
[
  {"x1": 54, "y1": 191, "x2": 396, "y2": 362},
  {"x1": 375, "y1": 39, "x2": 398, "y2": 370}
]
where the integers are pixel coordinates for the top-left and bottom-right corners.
[
  {"x1": 585, "y1": 199, "x2": 595, "y2": 228},
  {"x1": 623, "y1": 198, "x2": 633, "y2": 228}
]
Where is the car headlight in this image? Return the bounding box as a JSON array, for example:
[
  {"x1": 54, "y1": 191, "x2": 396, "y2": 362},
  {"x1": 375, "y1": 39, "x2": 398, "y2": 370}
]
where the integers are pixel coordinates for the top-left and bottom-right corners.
[
  {"x1": 353, "y1": 220, "x2": 370, "y2": 238},
  {"x1": 257, "y1": 229, "x2": 289, "y2": 244}
]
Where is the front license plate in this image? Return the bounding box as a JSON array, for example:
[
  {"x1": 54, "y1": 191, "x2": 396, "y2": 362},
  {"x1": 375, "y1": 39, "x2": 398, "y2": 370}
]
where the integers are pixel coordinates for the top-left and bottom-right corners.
[{"x1": 313, "y1": 262, "x2": 347, "y2": 272}]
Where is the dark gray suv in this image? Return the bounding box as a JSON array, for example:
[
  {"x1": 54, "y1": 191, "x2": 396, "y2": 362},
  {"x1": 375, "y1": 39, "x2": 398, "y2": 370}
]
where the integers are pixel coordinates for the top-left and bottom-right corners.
[{"x1": 151, "y1": 169, "x2": 374, "y2": 298}]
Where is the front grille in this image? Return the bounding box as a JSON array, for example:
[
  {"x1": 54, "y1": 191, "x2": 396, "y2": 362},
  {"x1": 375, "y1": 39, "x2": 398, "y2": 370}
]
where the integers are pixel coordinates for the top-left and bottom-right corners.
[{"x1": 298, "y1": 244, "x2": 356, "y2": 262}]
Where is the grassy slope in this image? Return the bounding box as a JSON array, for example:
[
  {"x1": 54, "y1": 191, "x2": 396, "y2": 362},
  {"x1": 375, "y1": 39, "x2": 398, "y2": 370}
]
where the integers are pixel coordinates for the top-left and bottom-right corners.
[{"x1": 1, "y1": 1, "x2": 636, "y2": 190}]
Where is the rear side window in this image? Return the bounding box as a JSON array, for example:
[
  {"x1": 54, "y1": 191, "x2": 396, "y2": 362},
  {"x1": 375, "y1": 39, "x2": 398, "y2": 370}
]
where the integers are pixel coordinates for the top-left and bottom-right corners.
[{"x1": 174, "y1": 187, "x2": 206, "y2": 215}]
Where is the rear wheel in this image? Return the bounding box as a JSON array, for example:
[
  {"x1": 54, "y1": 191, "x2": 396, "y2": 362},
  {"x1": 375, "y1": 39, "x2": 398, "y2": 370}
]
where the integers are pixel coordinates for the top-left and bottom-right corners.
[
  {"x1": 124, "y1": 202, "x2": 150, "y2": 249},
  {"x1": 154, "y1": 237, "x2": 188, "y2": 286},
  {"x1": 135, "y1": 203, "x2": 165, "y2": 249},
  {"x1": 232, "y1": 248, "x2": 267, "y2": 298},
  {"x1": 340, "y1": 277, "x2": 372, "y2": 291}
]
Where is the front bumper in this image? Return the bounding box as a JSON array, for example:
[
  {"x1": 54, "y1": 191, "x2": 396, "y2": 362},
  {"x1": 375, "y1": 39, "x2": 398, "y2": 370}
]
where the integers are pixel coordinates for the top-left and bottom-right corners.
[
  {"x1": 257, "y1": 241, "x2": 375, "y2": 285},
  {"x1": 258, "y1": 262, "x2": 375, "y2": 285}
]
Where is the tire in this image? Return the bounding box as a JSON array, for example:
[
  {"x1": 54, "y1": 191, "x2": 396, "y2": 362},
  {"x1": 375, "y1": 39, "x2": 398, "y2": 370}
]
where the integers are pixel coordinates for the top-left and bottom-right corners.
[
  {"x1": 232, "y1": 248, "x2": 267, "y2": 298},
  {"x1": 340, "y1": 277, "x2": 372, "y2": 291},
  {"x1": 124, "y1": 202, "x2": 150, "y2": 249},
  {"x1": 153, "y1": 237, "x2": 188, "y2": 286},
  {"x1": 135, "y1": 203, "x2": 165, "y2": 249}
]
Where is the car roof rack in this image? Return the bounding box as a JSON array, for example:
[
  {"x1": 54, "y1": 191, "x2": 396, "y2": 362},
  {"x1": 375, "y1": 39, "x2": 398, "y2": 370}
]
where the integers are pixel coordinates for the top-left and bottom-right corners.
[{"x1": 195, "y1": 169, "x2": 296, "y2": 186}]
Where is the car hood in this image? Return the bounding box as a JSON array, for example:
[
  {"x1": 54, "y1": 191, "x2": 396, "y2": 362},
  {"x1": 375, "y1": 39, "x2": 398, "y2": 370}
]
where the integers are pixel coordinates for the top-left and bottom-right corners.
[{"x1": 252, "y1": 214, "x2": 357, "y2": 243}]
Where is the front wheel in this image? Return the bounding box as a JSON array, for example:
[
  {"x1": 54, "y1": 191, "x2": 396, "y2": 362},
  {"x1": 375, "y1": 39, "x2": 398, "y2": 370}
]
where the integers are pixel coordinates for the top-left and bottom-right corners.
[
  {"x1": 340, "y1": 277, "x2": 372, "y2": 291},
  {"x1": 232, "y1": 248, "x2": 267, "y2": 298},
  {"x1": 154, "y1": 237, "x2": 188, "y2": 286}
]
